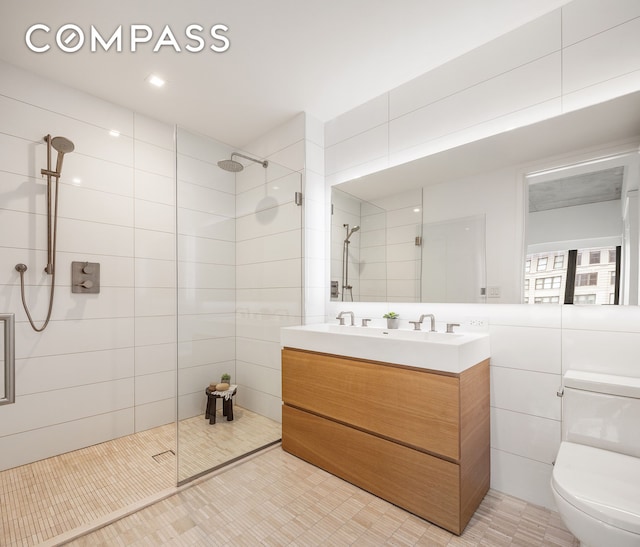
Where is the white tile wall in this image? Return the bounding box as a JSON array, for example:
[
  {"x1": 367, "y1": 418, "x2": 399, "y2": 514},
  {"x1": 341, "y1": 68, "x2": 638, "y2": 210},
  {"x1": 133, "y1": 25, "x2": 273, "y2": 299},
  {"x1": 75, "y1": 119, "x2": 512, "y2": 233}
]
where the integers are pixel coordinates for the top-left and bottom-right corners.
[
  {"x1": 396, "y1": 13, "x2": 561, "y2": 118},
  {"x1": 491, "y1": 448, "x2": 556, "y2": 509},
  {"x1": 491, "y1": 408, "x2": 560, "y2": 465},
  {"x1": 325, "y1": 0, "x2": 640, "y2": 187},
  {"x1": 16, "y1": 348, "x2": 134, "y2": 396},
  {"x1": 133, "y1": 114, "x2": 177, "y2": 434},
  {"x1": 390, "y1": 53, "x2": 562, "y2": 156},
  {"x1": 562, "y1": 17, "x2": 640, "y2": 96},
  {"x1": 235, "y1": 116, "x2": 305, "y2": 421},
  {"x1": 561, "y1": 0, "x2": 640, "y2": 46},
  {"x1": 0, "y1": 57, "x2": 181, "y2": 466},
  {"x1": 0, "y1": 409, "x2": 134, "y2": 471},
  {"x1": 176, "y1": 129, "x2": 237, "y2": 428}
]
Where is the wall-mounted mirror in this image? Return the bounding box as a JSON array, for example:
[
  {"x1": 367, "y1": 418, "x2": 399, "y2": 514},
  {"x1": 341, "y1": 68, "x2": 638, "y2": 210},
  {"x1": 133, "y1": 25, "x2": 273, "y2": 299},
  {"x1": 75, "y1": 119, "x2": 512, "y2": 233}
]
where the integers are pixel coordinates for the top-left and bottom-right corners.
[
  {"x1": 329, "y1": 91, "x2": 640, "y2": 304},
  {"x1": 331, "y1": 187, "x2": 488, "y2": 303}
]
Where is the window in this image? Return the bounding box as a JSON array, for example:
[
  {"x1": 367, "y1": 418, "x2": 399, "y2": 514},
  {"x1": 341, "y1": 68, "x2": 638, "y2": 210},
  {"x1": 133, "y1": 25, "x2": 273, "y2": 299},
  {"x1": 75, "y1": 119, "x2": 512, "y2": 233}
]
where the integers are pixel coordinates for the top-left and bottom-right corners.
[
  {"x1": 525, "y1": 246, "x2": 619, "y2": 306},
  {"x1": 535, "y1": 276, "x2": 561, "y2": 290},
  {"x1": 534, "y1": 296, "x2": 559, "y2": 304},
  {"x1": 574, "y1": 294, "x2": 596, "y2": 304},
  {"x1": 576, "y1": 272, "x2": 598, "y2": 286}
]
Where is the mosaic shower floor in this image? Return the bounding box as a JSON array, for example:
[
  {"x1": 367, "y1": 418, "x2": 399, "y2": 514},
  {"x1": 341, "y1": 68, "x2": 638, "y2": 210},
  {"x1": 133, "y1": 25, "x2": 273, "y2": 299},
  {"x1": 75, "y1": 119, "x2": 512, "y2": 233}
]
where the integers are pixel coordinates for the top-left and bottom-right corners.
[{"x1": 0, "y1": 407, "x2": 281, "y2": 546}]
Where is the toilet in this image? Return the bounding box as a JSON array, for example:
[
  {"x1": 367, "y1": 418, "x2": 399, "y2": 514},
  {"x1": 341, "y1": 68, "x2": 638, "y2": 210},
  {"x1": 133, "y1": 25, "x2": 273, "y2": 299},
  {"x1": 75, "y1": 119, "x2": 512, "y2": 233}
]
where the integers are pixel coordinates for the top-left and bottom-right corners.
[{"x1": 551, "y1": 370, "x2": 640, "y2": 547}]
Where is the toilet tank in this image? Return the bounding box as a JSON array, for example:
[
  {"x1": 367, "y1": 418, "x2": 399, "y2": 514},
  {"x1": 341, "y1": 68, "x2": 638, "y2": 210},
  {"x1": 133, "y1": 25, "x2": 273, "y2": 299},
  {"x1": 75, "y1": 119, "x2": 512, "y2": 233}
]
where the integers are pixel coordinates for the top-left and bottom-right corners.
[{"x1": 562, "y1": 370, "x2": 640, "y2": 458}]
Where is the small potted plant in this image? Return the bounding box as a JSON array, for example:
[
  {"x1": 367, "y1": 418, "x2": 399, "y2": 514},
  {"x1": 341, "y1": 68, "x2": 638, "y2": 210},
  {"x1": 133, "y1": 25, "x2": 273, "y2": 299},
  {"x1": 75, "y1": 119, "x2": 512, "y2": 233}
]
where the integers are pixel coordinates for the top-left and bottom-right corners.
[
  {"x1": 221, "y1": 373, "x2": 231, "y2": 384},
  {"x1": 383, "y1": 312, "x2": 400, "y2": 329}
]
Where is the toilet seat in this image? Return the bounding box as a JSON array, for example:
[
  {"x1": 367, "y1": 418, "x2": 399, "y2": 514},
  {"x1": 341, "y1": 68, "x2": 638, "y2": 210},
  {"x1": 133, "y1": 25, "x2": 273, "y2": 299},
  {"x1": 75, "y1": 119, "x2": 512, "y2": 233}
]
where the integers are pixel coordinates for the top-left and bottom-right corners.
[{"x1": 552, "y1": 442, "x2": 640, "y2": 535}]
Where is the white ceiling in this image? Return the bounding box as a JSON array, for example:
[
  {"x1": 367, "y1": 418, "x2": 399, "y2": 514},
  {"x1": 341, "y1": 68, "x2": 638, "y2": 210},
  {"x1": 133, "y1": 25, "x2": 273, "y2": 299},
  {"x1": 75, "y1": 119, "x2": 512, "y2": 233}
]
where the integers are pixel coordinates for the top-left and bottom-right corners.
[{"x1": 0, "y1": 0, "x2": 571, "y2": 148}]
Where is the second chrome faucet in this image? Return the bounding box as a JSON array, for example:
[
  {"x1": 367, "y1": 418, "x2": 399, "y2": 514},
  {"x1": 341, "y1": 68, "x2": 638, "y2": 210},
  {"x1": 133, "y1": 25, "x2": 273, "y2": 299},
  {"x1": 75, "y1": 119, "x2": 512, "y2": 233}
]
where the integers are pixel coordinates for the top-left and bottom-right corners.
[
  {"x1": 336, "y1": 311, "x2": 355, "y2": 326},
  {"x1": 409, "y1": 314, "x2": 436, "y2": 332}
]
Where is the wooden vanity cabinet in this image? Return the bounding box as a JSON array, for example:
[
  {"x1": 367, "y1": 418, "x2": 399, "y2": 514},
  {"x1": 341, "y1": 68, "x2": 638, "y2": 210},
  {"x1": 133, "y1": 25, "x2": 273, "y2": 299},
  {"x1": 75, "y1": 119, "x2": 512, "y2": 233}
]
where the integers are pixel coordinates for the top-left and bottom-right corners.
[{"x1": 281, "y1": 347, "x2": 490, "y2": 535}]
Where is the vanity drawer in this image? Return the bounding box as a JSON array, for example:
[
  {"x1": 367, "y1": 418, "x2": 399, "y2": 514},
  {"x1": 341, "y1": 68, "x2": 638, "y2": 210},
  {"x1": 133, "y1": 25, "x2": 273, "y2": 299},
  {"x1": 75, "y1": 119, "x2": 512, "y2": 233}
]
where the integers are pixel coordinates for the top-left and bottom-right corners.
[
  {"x1": 282, "y1": 404, "x2": 462, "y2": 534},
  {"x1": 282, "y1": 348, "x2": 460, "y2": 460}
]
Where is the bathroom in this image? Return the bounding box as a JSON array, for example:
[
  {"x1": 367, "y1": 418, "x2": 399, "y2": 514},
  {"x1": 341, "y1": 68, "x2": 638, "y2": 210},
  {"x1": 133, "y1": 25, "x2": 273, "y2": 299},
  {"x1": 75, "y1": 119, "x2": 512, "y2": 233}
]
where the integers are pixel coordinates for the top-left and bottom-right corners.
[{"x1": 1, "y1": 0, "x2": 640, "y2": 545}]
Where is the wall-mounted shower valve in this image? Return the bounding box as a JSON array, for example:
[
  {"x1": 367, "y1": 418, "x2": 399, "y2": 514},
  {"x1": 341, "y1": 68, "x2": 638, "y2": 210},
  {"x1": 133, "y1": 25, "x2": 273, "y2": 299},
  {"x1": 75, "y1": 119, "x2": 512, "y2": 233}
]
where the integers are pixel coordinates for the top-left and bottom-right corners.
[{"x1": 72, "y1": 261, "x2": 100, "y2": 294}]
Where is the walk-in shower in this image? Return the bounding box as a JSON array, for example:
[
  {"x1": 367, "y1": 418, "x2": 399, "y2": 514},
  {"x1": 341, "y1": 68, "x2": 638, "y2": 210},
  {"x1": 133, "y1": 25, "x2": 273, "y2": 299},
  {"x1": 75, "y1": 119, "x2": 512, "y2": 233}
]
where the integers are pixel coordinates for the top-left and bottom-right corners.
[
  {"x1": 341, "y1": 223, "x2": 360, "y2": 301},
  {"x1": 217, "y1": 152, "x2": 268, "y2": 172},
  {"x1": 14, "y1": 134, "x2": 74, "y2": 332}
]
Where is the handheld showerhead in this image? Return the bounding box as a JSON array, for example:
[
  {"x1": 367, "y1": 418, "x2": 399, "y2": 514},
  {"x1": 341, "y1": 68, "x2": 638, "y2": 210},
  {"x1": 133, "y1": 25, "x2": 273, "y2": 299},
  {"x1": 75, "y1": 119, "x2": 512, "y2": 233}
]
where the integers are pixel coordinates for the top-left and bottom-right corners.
[
  {"x1": 51, "y1": 136, "x2": 74, "y2": 176},
  {"x1": 41, "y1": 135, "x2": 75, "y2": 178},
  {"x1": 51, "y1": 136, "x2": 75, "y2": 154},
  {"x1": 344, "y1": 224, "x2": 360, "y2": 242}
]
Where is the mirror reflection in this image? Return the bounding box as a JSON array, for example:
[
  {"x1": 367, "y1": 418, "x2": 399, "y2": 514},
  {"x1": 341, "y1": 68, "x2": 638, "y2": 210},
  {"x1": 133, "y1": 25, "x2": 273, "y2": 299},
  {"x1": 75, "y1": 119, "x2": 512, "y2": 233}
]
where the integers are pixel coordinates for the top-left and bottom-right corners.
[
  {"x1": 331, "y1": 187, "x2": 423, "y2": 302},
  {"x1": 525, "y1": 152, "x2": 637, "y2": 305},
  {"x1": 330, "y1": 91, "x2": 640, "y2": 305}
]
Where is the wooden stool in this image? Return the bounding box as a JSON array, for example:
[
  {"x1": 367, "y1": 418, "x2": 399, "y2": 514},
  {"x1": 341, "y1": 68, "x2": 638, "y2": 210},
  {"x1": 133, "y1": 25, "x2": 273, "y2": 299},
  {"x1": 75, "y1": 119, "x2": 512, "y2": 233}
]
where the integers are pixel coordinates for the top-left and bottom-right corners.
[{"x1": 205, "y1": 386, "x2": 237, "y2": 424}]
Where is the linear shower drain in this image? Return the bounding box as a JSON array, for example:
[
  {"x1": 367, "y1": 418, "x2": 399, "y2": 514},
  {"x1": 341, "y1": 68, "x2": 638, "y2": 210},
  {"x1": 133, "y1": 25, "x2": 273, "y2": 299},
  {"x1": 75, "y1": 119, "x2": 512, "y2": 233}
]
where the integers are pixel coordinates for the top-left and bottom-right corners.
[{"x1": 152, "y1": 449, "x2": 176, "y2": 463}]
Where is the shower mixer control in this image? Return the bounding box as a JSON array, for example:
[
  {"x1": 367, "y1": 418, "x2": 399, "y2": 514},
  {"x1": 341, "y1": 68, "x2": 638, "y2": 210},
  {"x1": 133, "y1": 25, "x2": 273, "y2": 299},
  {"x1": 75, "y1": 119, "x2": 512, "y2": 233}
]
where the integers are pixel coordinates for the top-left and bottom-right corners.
[{"x1": 72, "y1": 261, "x2": 100, "y2": 294}]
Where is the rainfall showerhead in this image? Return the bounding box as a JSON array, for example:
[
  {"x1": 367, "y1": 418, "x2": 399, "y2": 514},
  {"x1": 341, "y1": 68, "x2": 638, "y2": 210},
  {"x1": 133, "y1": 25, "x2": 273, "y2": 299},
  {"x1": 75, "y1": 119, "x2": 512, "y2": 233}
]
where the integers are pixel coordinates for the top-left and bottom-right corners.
[
  {"x1": 217, "y1": 152, "x2": 268, "y2": 172},
  {"x1": 217, "y1": 158, "x2": 244, "y2": 172}
]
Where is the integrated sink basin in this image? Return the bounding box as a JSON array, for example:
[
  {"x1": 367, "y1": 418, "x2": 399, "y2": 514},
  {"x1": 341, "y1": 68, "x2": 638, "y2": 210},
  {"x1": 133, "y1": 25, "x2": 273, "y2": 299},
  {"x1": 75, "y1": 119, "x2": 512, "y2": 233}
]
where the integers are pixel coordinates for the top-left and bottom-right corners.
[{"x1": 281, "y1": 323, "x2": 490, "y2": 373}]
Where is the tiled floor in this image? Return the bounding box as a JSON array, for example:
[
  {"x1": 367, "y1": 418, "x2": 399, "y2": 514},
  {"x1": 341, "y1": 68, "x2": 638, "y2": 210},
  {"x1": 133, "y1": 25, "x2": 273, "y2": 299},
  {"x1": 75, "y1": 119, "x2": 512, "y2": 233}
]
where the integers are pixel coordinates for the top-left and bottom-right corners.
[
  {"x1": 67, "y1": 447, "x2": 579, "y2": 547},
  {"x1": 0, "y1": 423, "x2": 176, "y2": 547},
  {"x1": 0, "y1": 407, "x2": 282, "y2": 547},
  {"x1": 178, "y1": 406, "x2": 282, "y2": 482}
]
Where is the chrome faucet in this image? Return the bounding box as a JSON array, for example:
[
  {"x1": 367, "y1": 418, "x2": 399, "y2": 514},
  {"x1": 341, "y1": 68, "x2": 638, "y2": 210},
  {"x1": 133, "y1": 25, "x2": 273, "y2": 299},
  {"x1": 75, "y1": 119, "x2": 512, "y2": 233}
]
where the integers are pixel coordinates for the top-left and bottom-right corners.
[
  {"x1": 409, "y1": 314, "x2": 436, "y2": 332},
  {"x1": 336, "y1": 311, "x2": 355, "y2": 326}
]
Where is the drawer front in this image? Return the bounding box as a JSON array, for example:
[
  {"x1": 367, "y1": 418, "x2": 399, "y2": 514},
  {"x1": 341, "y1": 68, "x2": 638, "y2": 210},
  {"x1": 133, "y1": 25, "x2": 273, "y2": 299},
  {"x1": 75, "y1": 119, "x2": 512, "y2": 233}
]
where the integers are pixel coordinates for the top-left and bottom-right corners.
[
  {"x1": 282, "y1": 348, "x2": 460, "y2": 460},
  {"x1": 283, "y1": 405, "x2": 462, "y2": 534}
]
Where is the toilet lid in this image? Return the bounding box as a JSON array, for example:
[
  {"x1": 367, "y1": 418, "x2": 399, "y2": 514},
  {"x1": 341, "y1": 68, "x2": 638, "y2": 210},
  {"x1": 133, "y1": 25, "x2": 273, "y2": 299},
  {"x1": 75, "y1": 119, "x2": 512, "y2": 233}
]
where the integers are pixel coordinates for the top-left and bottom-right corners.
[{"x1": 552, "y1": 442, "x2": 640, "y2": 535}]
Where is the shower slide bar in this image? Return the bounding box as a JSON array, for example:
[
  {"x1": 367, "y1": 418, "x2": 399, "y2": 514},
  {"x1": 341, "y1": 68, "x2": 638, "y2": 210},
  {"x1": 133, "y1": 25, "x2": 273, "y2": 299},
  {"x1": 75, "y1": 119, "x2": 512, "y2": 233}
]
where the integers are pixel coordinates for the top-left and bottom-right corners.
[{"x1": 0, "y1": 313, "x2": 15, "y2": 406}]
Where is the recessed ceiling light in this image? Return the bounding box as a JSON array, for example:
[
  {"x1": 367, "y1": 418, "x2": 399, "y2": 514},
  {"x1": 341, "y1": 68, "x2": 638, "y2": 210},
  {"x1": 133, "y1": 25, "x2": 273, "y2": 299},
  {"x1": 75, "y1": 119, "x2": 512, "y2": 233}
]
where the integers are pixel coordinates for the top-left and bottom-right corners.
[
  {"x1": 109, "y1": 129, "x2": 120, "y2": 137},
  {"x1": 413, "y1": 208, "x2": 421, "y2": 213},
  {"x1": 147, "y1": 74, "x2": 165, "y2": 88}
]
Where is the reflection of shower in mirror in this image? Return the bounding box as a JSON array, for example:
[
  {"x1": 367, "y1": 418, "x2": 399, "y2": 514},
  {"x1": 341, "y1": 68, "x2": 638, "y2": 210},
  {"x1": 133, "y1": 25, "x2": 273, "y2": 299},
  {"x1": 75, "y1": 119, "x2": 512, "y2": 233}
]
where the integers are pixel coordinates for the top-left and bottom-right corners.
[{"x1": 341, "y1": 223, "x2": 360, "y2": 301}]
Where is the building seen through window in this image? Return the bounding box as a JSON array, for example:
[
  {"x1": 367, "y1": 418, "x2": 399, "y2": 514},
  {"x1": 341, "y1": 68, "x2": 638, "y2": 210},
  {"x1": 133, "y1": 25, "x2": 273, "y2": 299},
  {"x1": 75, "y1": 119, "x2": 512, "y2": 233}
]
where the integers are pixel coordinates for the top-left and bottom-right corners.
[{"x1": 524, "y1": 246, "x2": 617, "y2": 305}]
